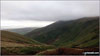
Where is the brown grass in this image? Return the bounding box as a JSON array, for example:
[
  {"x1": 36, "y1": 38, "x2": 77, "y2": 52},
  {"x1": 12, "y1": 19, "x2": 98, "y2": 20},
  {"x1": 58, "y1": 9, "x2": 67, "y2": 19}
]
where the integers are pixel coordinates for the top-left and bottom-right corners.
[
  {"x1": 37, "y1": 47, "x2": 99, "y2": 55},
  {"x1": 37, "y1": 47, "x2": 84, "y2": 55}
]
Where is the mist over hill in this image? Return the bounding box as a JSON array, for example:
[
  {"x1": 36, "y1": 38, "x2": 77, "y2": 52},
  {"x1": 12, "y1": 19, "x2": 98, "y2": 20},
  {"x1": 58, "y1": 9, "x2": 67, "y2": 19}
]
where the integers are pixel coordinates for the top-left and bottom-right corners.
[{"x1": 3, "y1": 27, "x2": 38, "y2": 35}]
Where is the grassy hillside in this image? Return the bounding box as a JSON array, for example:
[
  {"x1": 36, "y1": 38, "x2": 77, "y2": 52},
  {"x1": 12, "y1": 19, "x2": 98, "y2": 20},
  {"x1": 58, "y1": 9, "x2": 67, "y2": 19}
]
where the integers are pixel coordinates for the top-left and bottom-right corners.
[
  {"x1": 1, "y1": 30, "x2": 41, "y2": 47},
  {"x1": 1, "y1": 30, "x2": 55, "y2": 55},
  {"x1": 25, "y1": 17, "x2": 99, "y2": 48}
]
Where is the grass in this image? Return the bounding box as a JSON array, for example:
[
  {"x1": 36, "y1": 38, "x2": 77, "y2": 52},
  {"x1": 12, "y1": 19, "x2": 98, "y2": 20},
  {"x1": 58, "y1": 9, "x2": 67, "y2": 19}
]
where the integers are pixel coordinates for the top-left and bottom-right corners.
[{"x1": 1, "y1": 45, "x2": 55, "y2": 55}]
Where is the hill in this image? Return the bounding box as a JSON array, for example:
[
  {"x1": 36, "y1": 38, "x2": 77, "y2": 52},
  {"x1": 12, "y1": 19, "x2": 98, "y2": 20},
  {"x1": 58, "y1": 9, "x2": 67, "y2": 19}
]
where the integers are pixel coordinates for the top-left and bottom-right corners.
[
  {"x1": 1, "y1": 30, "x2": 55, "y2": 55},
  {"x1": 25, "y1": 17, "x2": 99, "y2": 48},
  {"x1": 1, "y1": 30, "x2": 41, "y2": 47},
  {"x1": 3, "y1": 27, "x2": 38, "y2": 35}
]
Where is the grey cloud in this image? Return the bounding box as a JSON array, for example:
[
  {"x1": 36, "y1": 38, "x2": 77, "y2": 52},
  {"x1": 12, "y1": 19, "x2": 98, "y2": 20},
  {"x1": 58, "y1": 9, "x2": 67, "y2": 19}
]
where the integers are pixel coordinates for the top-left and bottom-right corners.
[{"x1": 1, "y1": 1, "x2": 99, "y2": 21}]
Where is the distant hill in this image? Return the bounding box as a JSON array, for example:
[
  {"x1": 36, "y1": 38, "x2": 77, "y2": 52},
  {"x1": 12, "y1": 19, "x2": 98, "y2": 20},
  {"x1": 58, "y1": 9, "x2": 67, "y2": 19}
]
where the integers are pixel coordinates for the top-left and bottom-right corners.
[
  {"x1": 25, "y1": 17, "x2": 99, "y2": 48},
  {"x1": 4, "y1": 27, "x2": 38, "y2": 35}
]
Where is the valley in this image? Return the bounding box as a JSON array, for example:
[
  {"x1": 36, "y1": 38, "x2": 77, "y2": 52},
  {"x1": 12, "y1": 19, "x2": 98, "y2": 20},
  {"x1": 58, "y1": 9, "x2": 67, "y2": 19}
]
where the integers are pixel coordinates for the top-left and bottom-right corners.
[{"x1": 1, "y1": 17, "x2": 99, "y2": 55}]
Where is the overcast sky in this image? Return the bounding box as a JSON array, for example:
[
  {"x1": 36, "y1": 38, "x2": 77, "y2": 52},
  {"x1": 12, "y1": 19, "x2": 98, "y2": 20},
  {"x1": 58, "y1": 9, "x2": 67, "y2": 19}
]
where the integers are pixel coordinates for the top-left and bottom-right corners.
[{"x1": 1, "y1": 1, "x2": 99, "y2": 29}]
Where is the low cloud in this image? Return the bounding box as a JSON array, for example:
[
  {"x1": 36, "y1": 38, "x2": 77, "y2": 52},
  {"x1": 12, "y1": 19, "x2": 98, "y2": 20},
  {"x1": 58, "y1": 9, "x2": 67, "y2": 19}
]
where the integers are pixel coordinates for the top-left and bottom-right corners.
[
  {"x1": 1, "y1": 1, "x2": 99, "y2": 21},
  {"x1": 1, "y1": 1, "x2": 99, "y2": 29}
]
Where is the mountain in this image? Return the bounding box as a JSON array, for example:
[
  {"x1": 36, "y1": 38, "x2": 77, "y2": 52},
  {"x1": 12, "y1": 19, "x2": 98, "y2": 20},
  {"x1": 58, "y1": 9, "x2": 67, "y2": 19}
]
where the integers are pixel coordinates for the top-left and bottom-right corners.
[
  {"x1": 4, "y1": 27, "x2": 38, "y2": 35},
  {"x1": 25, "y1": 17, "x2": 99, "y2": 48}
]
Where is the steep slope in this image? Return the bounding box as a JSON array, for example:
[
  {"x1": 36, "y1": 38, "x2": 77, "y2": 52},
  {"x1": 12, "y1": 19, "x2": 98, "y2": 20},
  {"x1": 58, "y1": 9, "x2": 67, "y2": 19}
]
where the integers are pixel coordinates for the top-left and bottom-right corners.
[
  {"x1": 4, "y1": 27, "x2": 38, "y2": 35},
  {"x1": 25, "y1": 17, "x2": 99, "y2": 48}
]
